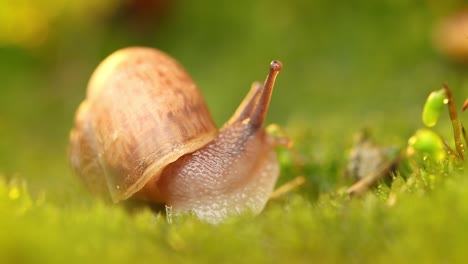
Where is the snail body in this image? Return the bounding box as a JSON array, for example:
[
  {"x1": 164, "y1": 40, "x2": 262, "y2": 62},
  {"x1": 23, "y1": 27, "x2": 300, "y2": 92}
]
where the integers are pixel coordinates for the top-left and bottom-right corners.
[{"x1": 69, "y1": 47, "x2": 284, "y2": 223}]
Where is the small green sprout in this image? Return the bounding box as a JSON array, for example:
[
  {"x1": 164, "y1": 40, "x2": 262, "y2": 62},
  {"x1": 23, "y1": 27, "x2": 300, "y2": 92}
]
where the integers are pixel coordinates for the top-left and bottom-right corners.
[
  {"x1": 422, "y1": 89, "x2": 447, "y2": 127},
  {"x1": 416, "y1": 84, "x2": 467, "y2": 161},
  {"x1": 407, "y1": 128, "x2": 446, "y2": 162}
]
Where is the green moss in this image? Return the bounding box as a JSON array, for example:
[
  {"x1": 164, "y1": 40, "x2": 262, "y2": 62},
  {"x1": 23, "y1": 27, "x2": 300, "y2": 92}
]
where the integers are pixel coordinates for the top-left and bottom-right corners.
[{"x1": 2, "y1": 165, "x2": 468, "y2": 263}]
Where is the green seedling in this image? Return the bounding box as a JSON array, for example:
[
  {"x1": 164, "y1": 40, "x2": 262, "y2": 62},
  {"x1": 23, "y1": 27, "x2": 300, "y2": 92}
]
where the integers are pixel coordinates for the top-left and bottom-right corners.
[
  {"x1": 422, "y1": 89, "x2": 447, "y2": 127},
  {"x1": 347, "y1": 84, "x2": 465, "y2": 197},
  {"x1": 416, "y1": 84, "x2": 466, "y2": 161},
  {"x1": 407, "y1": 129, "x2": 446, "y2": 162}
]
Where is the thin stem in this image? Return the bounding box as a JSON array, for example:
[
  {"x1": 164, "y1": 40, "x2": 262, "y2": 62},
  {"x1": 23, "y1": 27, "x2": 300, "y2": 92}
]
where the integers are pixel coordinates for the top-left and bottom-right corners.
[
  {"x1": 347, "y1": 151, "x2": 403, "y2": 197},
  {"x1": 270, "y1": 176, "x2": 306, "y2": 199},
  {"x1": 443, "y1": 83, "x2": 464, "y2": 160},
  {"x1": 439, "y1": 134, "x2": 460, "y2": 159},
  {"x1": 462, "y1": 124, "x2": 468, "y2": 151},
  {"x1": 463, "y1": 98, "x2": 468, "y2": 112}
]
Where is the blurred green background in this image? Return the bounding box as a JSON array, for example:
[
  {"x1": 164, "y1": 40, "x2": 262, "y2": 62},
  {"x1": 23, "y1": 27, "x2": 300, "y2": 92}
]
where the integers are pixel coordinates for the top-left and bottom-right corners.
[
  {"x1": 3, "y1": 0, "x2": 468, "y2": 195},
  {"x1": 3, "y1": 0, "x2": 468, "y2": 262}
]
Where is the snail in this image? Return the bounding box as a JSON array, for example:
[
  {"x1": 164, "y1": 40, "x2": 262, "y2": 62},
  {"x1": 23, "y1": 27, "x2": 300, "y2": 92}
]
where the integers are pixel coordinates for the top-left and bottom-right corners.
[{"x1": 69, "y1": 47, "x2": 285, "y2": 223}]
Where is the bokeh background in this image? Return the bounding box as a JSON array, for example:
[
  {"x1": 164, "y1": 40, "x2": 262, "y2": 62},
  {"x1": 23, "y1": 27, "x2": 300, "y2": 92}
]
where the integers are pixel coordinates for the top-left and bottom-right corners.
[{"x1": 2, "y1": 0, "x2": 468, "y2": 204}]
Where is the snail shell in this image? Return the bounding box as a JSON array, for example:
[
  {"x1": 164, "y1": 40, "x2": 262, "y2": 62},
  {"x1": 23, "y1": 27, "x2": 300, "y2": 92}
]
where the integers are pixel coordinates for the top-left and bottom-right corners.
[{"x1": 70, "y1": 47, "x2": 217, "y2": 200}]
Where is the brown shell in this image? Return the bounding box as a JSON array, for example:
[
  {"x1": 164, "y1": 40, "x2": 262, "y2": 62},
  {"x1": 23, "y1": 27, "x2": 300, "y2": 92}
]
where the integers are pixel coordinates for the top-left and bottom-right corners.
[{"x1": 69, "y1": 47, "x2": 217, "y2": 202}]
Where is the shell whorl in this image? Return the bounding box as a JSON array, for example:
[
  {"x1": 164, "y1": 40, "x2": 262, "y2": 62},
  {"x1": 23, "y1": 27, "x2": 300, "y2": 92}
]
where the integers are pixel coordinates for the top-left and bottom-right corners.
[{"x1": 69, "y1": 47, "x2": 217, "y2": 202}]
